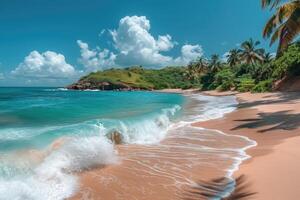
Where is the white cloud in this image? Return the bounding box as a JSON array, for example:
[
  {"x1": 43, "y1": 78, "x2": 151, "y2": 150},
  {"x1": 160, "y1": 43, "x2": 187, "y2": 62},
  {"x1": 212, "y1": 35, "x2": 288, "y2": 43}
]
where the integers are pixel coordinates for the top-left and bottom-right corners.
[
  {"x1": 12, "y1": 51, "x2": 77, "y2": 79},
  {"x1": 78, "y1": 16, "x2": 203, "y2": 69},
  {"x1": 77, "y1": 40, "x2": 116, "y2": 72},
  {"x1": 157, "y1": 35, "x2": 174, "y2": 51},
  {"x1": 173, "y1": 44, "x2": 204, "y2": 65},
  {"x1": 0, "y1": 73, "x2": 4, "y2": 80},
  {"x1": 109, "y1": 16, "x2": 175, "y2": 67},
  {"x1": 221, "y1": 51, "x2": 230, "y2": 63}
]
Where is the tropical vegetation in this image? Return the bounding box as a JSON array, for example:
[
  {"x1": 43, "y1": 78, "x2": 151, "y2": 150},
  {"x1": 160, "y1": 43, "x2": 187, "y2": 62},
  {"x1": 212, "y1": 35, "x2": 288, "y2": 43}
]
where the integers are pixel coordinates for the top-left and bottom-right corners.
[
  {"x1": 76, "y1": 40, "x2": 300, "y2": 92},
  {"x1": 262, "y1": 0, "x2": 300, "y2": 55},
  {"x1": 72, "y1": 0, "x2": 300, "y2": 93},
  {"x1": 184, "y1": 38, "x2": 300, "y2": 93},
  {"x1": 77, "y1": 66, "x2": 200, "y2": 90}
]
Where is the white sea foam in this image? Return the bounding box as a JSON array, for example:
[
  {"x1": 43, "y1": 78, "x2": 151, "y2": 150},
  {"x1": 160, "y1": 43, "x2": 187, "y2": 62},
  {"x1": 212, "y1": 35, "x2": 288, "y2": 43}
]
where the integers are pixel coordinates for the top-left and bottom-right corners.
[
  {"x1": 178, "y1": 94, "x2": 256, "y2": 176},
  {"x1": 0, "y1": 93, "x2": 256, "y2": 199},
  {"x1": 183, "y1": 94, "x2": 238, "y2": 122},
  {"x1": 116, "y1": 105, "x2": 181, "y2": 144},
  {"x1": 43, "y1": 88, "x2": 69, "y2": 92},
  {"x1": 0, "y1": 136, "x2": 118, "y2": 200}
]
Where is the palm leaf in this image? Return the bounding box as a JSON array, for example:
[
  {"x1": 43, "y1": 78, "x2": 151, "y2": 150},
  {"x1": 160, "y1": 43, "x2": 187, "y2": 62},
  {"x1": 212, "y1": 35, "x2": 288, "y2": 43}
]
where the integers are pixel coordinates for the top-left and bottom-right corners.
[
  {"x1": 263, "y1": 14, "x2": 278, "y2": 38},
  {"x1": 262, "y1": 0, "x2": 300, "y2": 54},
  {"x1": 278, "y1": 7, "x2": 300, "y2": 53},
  {"x1": 262, "y1": 0, "x2": 282, "y2": 9}
]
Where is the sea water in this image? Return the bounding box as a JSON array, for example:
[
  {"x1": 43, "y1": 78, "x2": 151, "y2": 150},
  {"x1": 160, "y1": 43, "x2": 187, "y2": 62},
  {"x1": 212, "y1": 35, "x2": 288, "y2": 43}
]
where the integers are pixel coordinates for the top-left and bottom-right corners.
[{"x1": 0, "y1": 87, "x2": 255, "y2": 199}]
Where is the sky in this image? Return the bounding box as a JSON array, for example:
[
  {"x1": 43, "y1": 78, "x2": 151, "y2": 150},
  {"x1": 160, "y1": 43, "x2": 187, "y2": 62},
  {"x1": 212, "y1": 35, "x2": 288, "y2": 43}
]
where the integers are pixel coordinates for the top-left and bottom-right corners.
[{"x1": 0, "y1": 0, "x2": 275, "y2": 87}]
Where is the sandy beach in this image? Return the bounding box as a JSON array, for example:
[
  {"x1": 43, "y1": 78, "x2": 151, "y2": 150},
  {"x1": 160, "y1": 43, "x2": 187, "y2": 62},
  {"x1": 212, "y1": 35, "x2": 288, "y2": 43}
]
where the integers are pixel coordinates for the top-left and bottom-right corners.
[
  {"x1": 70, "y1": 91, "x2": 300, "y2": 200},
  {"x1": 195, "y1": 91, "x2": 300, "y2": 199}
]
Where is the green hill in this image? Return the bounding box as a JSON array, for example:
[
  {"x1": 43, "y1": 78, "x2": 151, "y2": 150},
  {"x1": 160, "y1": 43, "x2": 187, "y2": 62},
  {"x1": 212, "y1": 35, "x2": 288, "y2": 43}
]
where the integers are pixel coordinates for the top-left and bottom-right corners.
[{"x1": 67, "y1": 66, "x2": 199, "y2": 90}]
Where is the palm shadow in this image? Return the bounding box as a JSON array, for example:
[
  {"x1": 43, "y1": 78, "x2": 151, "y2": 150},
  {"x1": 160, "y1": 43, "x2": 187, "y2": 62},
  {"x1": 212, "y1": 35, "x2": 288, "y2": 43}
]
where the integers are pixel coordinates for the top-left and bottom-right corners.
[
  {"x1": 237, "y1": 92, "x2": 300, "y2": 109},
  {"x1": 183, "y1": 175, "x2": 256, "y2": 200},
  {"x1": 231, "y1": 110, "x2": 300, "y2": 133}
]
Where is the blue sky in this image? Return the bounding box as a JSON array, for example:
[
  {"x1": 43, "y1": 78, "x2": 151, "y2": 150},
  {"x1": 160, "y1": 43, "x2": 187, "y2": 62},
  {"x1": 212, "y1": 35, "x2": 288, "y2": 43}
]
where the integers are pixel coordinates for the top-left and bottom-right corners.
[{"x1": 0, "y1": 0, "x2": 274, "y2": 86}]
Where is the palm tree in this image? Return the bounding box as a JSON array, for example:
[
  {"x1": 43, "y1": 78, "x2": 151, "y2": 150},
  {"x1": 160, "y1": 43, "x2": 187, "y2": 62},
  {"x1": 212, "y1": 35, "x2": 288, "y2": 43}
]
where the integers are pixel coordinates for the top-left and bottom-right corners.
[
  {"x1": 185, "y1": 62, "x2": 197, "y2": 80},
  {"x1": 262, "y1": 0, "x2": 300, "y2": 55},
  {"x1": 239, "y1": 39, "x2": 264, "y2": 65},
  {"x1": 227, "y1": 49, "x2": 241, "y2": 67},
  {"x1": 263, "y1": 52, "x2": 275, "y2": 63},
  {"x1": 194, "y1": 57, "x2": 208, "y2": 74},
  {"x1": 185, "y1": 58, "x2": 208, "y2": 81},
  {"x1": 209, "y1": 54, "x2": 222, "y2": 72}
]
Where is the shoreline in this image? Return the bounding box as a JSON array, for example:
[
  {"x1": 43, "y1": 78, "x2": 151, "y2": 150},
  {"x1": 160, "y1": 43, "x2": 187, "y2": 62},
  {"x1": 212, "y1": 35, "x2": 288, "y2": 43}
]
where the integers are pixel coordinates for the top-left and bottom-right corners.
[
  {"x1": 70, "y1": 90, "x2": 256, "y2": 199},
  {"x1": 69, "y1": 89, "x2": 300, "y2": 199},
  {"x1": 194, "y1": 91, "x2": 300, "y2": 199}
]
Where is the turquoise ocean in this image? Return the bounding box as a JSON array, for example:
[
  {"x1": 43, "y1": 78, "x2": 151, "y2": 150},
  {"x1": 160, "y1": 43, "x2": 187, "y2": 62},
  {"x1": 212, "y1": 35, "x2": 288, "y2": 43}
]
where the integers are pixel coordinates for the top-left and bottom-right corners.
[{"x1": 0, "y1": 87, "x2": 255, "y2": 199}]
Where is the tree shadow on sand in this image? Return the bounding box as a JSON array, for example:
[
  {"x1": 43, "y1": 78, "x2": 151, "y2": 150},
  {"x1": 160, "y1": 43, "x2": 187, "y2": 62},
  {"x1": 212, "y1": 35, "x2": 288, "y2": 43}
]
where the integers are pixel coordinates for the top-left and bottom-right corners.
[
  {"x1": 183, "y1": 175, "x2": 256, "y2": 200},
  {"x1": 231, "y1": 110, "x2": 300, "y2": 133},
  {"x1": 237, "y1": 92, "x2": 300, "y2": 110}
]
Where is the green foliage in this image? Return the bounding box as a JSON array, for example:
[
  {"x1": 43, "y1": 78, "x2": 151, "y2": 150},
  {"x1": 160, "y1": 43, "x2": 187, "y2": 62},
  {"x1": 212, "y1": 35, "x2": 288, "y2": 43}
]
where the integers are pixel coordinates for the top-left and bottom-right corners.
[
  {"x1": 196, "y1": 41, "x2": 300, "y2": 93},
  {"x1": 252, "y1": 79, "x2": 274, "y2": 93},
  {"x1": 213, "y1": 68, "x2": 235, "y2": 91},
  {"x1": 237, "y1": 77, "x2": 256, "y2": 92},
  {"x1": 199, "y1": 72, "x2": 215, "y2": 90},
  {"x1": 77, "y1": 41, "x2": 300, "y2": 93},
  {"x1": 80, "y1": 66, "x2": 199, "y2": 90},
  {"x1": 252, "y1": 63, "x2": 274, "y2": 82},
  {"x1": 272, "y1": 43, "x2": 300, "y2": 79}
]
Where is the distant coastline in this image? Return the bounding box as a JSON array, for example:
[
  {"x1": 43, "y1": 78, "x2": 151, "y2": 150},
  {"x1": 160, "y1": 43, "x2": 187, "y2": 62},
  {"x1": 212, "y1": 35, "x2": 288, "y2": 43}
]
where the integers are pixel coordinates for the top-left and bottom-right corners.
[{"x1": 66, "y1": 66, "x2": 200, "y2": 91}]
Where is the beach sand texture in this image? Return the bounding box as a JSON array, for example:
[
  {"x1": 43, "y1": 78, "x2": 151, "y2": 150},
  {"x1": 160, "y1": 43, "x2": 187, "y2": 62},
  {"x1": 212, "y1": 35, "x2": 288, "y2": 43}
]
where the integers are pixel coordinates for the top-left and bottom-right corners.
[
  {"x1": 71, "y1": 91, "x2": 300, "y2": 200},
  {"x1": 197, "y1": 92, "x2": 300, "y2": 200}
]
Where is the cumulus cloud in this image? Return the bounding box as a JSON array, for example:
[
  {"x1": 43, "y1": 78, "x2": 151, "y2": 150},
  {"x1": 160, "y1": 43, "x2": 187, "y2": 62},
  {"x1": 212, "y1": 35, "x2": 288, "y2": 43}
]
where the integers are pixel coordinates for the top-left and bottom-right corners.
[
  {"x1": 12, "y1": 51, "x2": 77, "y2": 79},
  {"x1": 173, "y1": 44, "x2": 204, "y2": 65},
  {"x1": 78, "y1": 16, "x2": 203, "y2": 69},
  {"x1": 109, "y1": 16, "x2": 175, "y2": 67},
  {"x1": 77, "y1": 40, "x2": 116, "y2": 72}
]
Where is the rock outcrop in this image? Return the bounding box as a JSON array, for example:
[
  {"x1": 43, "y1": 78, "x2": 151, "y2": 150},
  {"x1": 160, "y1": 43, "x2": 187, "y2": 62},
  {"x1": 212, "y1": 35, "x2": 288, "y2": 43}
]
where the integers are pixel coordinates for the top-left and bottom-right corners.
[
  {"x1": 107, "y1": 131, "x2": 123, "y2": 145},
  {"x1": 66, "y1": 80, "x2": 139, "y2": 91}
]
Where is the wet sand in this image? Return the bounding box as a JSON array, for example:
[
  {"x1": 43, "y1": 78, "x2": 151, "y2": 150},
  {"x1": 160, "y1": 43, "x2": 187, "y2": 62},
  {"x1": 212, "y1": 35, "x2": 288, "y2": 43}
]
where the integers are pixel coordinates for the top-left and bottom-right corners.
[
  {"x1": 70, "y1": 92, "x2": 254, "y2": 200},
  {"x1": 71, "y1": 127, "x2": 252, "y2": 200},
  {"x1": 196, "y1": 92, "x2": 300, "y2": 200},
  {"x1": 71, "y1": 91, "x2": 300, "y2": 200}
]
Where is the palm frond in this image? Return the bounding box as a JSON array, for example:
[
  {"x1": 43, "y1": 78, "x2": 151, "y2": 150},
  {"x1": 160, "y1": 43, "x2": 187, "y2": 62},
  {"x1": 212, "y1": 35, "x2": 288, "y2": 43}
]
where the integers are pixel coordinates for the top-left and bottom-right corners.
[
  {"x1": 262, "y1": 0, "x2": 282, "y2": 9},
  {"x1": 263, "y1": 14, "x2": 279, "y2": 38},
  {"x1": 262, "y1": 0, "x2": 300, "y2": 54}
]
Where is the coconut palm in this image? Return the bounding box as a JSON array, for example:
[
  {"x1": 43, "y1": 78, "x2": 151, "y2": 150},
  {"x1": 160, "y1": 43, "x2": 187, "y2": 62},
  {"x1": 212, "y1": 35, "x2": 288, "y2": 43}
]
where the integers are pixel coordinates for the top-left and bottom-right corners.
[
  {"x1": 239, "y1": 39, "x2": 264, "y2": 65},
  {"x1": 185, "y1": 58, "x2": 208, "y2": 81},
  {"x1": 194, "y1": 57, "x2": 209, "y2": 74},
  {"x1": 263, "y1": 52, "x2": 275, "y2": 63},
  {"x1": 185, "y1": 62, "x2": 197, "y2": 80},
  {"x1": 262, "y1": 0, "x2": 300, "y2": 54},
  {"x1": 227, "y1": 49, "x2": 241, "y2": 67},
  {"x1": 209, "y1": 54, "x2": 222, "y2": 72}
]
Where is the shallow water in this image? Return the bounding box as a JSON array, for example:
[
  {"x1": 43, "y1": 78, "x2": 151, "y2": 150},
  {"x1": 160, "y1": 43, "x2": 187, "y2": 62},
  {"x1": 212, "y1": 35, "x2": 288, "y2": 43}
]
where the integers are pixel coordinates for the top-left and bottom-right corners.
[
  {"x1": 0, "y1": 88, "x2": 255, "y2": 200},
  {"x1": 73, "y1": 93, "x2": 256, "y2": 200}
]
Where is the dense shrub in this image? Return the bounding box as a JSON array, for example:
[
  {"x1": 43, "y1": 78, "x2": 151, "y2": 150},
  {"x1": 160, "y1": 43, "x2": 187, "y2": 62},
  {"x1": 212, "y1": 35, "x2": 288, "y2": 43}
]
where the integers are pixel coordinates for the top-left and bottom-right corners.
[
  {"x1": 200, "y1": 72, "x2": 215, "y2": 90},
  {"x1": 252, "y1": 79, "x2": 273, "y2": 93},
  {"x1": 272, "y1": 43, "x2": 300, "y2": 79},
  {"x1": 237, "y1": 78, "x2": 255, "y2": 92},
  {"x1": 213, "y1": 68, "x2": 235, "y2": 91}
]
